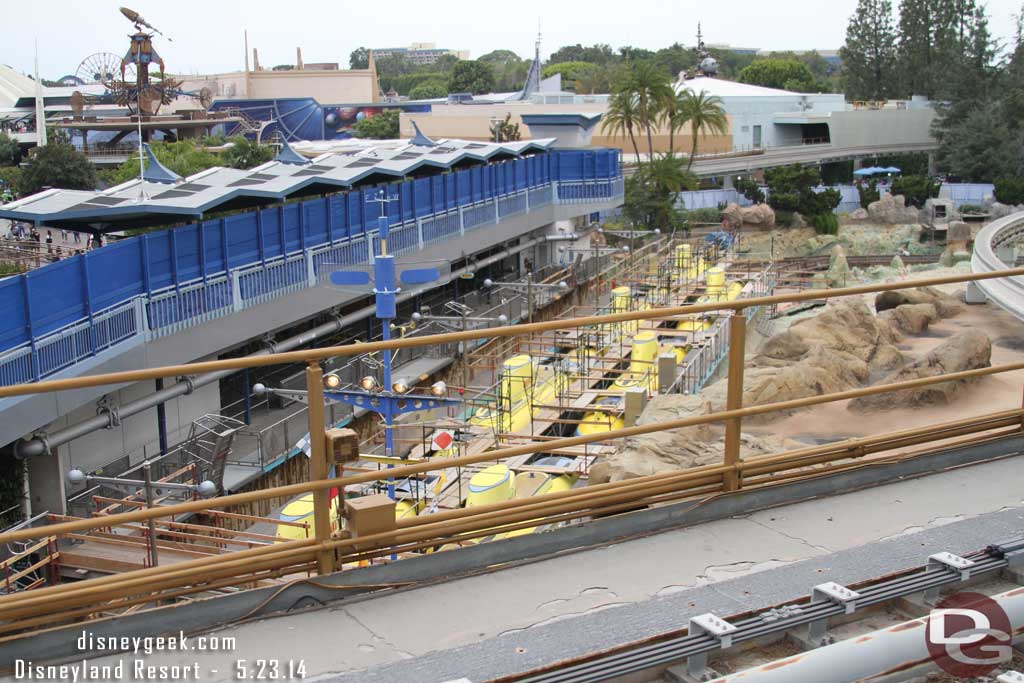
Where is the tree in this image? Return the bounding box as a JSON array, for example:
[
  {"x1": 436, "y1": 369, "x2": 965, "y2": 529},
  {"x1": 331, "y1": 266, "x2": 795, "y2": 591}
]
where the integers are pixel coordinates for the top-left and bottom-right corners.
[
  {"x1": 620, "y1": 61, "x2": 674, "y2": 158},
  {"x1": 738, "y1": 59, "x2": 818, "y2": 91},
  {"x1": 222, "y1": 137, "x2": 274, "y2": 170},
  {"x1": 937, "y1": 101, "x2": 1023, "y2": 181},
  {"x1": 18, "y1": 141, "x2": 97, "y2": 195},
  {"x1": 489, "y1": 113, "x2": 521, "y2": 142},
  {"x1": 448, "y1": 61, "x2": 495, "y2": 94},
  {"x1": 624, "y1": 154, "x2": 697, "y2": 231},
  {"x1": 105, "y1": 139, "x2": 221, "y2": 186},
  {"x1": 574, "y1": 65, "x2": 612, "y2": 94},
  {"x1": 736, "y1": 177, "x2": 765, "y2": 204},
  {"x1": 350, "y1": 47, "x2": 369, "y2": 70},
  {"x1": 891, "y1": 174, "x2": 940, "y2": 206},
  {"x1": 543, "y1": 62, "x2": 599, "y2": 88},
  {"x1": 601, "y1": 90, "x2": 642, "y2": 161},
  {"x1": 994, "y1": 177, "x2": 1024, "y2": 205},
  {"x1": 0, "y1": 132, "x2": 19, "y2": 167},
  {"x1": 478, "y1": 50, "x2": 521, "y2": 65},
  {"x1": 408, "y1": 82, "x2": 448, "y2": 100},
  {"x1": 764, "y1": 164, "x2": 841, "y2": 219},
  {"x1": 675, "y1": 89, "x2": 728, "y2": 171},
  {"x1": 840, "y1": 0, "x2": 898, "y2": 100},
  {"x1": 352, "y1": 109, "x2": 400, "y2": 139}
]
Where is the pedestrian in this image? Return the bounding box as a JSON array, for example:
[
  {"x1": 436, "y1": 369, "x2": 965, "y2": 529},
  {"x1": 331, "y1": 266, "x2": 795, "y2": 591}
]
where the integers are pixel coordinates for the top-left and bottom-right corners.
[
  {"x1": 45, "y1": 230, "x2": 53, "y2": 254},
  {"x1": 73, "y1": 231, "x2": 81, "y2": 244},
  {"x1": 61, "y1": 229, "x2": 68, "y2": 242}
]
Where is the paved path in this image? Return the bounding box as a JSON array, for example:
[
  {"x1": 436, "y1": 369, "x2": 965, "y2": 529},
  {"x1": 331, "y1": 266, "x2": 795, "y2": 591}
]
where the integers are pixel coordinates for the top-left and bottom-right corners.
[{"x1": 71, "y1": 453, "x2": 1024, "y2": 683}]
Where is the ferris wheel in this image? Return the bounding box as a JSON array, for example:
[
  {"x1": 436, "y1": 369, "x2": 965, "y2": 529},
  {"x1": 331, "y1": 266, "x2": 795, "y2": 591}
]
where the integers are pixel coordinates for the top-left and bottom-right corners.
[{"x1": 75, "y1": 52, "x2": 136, "y2": 86}]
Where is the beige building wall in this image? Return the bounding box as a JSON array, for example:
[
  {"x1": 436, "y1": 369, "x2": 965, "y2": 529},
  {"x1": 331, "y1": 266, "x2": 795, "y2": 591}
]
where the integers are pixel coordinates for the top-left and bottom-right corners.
[
  {"x1": 173, "y1": 68, "x2": 379, "y2": 108},
  {"x1": 400, "y1": 103, "x2": 733, "y2": 155}
]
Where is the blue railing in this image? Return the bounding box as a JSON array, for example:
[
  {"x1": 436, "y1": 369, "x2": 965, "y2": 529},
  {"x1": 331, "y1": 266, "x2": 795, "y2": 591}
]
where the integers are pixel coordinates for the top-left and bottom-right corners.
[{"x1": 0, "y1": 167, "x2": 623, "y2": 386}]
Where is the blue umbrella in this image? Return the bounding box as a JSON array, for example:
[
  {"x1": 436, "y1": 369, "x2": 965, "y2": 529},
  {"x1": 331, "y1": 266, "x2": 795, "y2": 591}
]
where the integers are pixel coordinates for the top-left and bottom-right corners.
[
  {"x1": 853, "y1": 168, "x2": 877, "y2": 176},
  {"x1": 882, "y1": 166, "x2": 901, "y2": 173}
]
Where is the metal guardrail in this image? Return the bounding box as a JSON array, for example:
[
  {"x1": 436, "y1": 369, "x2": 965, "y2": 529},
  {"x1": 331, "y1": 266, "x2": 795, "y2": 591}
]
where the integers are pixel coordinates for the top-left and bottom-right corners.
[
  {"x1": 0, "y1": 179, "x2": 623, "y2": 386},
  {"x1": 970, "y1": 211, "x2": 1024, "y2": 319}
]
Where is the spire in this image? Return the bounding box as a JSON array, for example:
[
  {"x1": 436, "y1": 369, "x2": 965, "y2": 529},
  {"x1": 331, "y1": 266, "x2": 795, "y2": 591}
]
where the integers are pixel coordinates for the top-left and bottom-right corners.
[
  {"x1": 274, "y1": 137, "x2": 311, "y2": 165},
  {"x1": 141, "y1": 143, "x2": 182, "y2": 183},
  {"x1": 409, "y1": 120, "x2": 436, "y2": 147},
  {"x1": 513, "y1": 24, "x2": 543, "y2": 101},
  {"x1": 33, "y1": 39, "x2": 47, "y2": 147}
]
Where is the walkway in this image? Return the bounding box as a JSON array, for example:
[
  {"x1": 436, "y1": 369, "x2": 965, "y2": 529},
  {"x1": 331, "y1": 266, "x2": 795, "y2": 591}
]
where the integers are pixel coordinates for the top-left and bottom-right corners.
[{"x1": 72, "y1": 452, "x2": 1024, "y2": 682}]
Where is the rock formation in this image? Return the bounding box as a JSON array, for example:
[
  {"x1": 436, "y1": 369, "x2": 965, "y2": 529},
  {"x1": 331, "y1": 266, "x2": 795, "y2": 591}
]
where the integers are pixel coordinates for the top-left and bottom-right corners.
[
  {"x1": 878, "y1": 303, "x2": 938, "y2": 335},
  {"x1": 867, "y1": 195, "x2": 920, "y2": 225},
  {"x1": 848, "y1": 330, "x2": 992, "y2": 412},
  {"x1": 874, "y1": 286, "x2": 964, "y2": 318},
  {"x1": 722, "y1": 203, "x2": 776, "y2": 230}
]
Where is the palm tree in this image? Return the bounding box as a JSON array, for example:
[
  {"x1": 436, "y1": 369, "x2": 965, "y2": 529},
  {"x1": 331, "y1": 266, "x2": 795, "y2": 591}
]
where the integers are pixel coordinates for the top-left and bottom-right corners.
[
  {"x1": 623, "y1": 61, "x2": 674, "y2": 159},
  {"x1": 665, "y1": 89, "x2": 689, "y2": 155},
  {"x1": 601, "y1": 90, "x2": 642, "y2": 162},
  {"x1": 676, "y1": 88, "x2": 728, "y2": 172}
]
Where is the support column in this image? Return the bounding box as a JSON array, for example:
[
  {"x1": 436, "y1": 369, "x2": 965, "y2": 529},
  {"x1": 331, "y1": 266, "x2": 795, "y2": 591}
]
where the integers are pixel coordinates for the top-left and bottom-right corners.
[
  {"x1": 723, "y1": 311, "x2": 747, "y2": 491},
  {"x1": 306, "y1": 362, "x2": 336, "y2": 575},
  {"x1": 155, "y1": 378, "x2": 168, "y2": 454},
  {"x1": 927, "y1": 151, "x2": 938, "y2": 176}
]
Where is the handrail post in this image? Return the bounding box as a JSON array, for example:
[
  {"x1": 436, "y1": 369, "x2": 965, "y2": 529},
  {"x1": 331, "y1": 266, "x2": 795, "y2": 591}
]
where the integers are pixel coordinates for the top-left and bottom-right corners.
[
  {"x1": 306, "y1": 361, "x2": 335, "y2": 575},
  {"x1": 723, "y1": 310, "x2": 747, "y2": 491}
]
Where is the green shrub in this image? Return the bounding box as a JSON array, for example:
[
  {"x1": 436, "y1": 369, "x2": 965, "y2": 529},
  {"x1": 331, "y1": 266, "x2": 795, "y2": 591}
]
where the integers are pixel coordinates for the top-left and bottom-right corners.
[
  {"x1": 890, "y1": 175, "x2": 940, "y2": 208},
  {"x1": 811, "y1": 212, "x2": 839, "y2": 235},
  {"x1": 774, "y1": 209, "x2": 795, "y2": 226},
  {"x1": 994, "y1": 177, "x2": 1024, "y2": 206},
  {"x1": 679, "y1": 207, "x2": 722, "y2": 223},
  {"x1": 735, "y1": 177, "x2": 765, "y2": 204},
  {"x1": 959, "y1": 203, "x2": 987, "y2": 214},
  {"x1": 857, "y1": 180, "x2": 880, "y2": 208}
]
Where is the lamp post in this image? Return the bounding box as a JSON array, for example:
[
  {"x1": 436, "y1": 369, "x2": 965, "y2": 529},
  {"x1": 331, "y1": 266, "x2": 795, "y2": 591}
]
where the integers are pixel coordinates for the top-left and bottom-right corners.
[{"x1": 257, "y1": 190, "x2": 467, "y2": 500}]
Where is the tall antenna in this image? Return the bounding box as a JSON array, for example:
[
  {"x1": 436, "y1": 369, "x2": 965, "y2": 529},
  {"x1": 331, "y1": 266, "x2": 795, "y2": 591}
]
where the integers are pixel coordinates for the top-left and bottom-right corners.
[{"x1": 33, "y1": 39, "x2": 47, "y2": 147}]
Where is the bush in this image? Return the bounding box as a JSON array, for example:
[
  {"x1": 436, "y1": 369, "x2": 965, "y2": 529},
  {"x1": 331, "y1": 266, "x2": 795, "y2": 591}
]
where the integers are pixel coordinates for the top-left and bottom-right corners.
[
  {"x1": 408, "y1": 82, "x2": 448, "y2": 100},
  {"x1": 959, "y1": 203, "x2": 987, "y2": 214},
  {"x1": 764, "y1": 164, "x2": 840, "y2": 217},
  {"x1": 857, "y1": 180, "x2": 880, "y2": 208},
  {"x1": 994, "y1": 177, "x2": 1024, "y2": 206},
  {"x1": 679, "y1": 207, "x2": 721, "y2": 223},
  {"x1": 811, "y1": 212, "x2": 839, "y2": 235},
  {"x1": 890, "y1": 175, "x2": 940, "y2": 208},
  {"x1": 735, "y1": 177, "x2": 765, "y2": 204},
  {"x1": 774, "y1": 209, "x2": 795, "y2": 226}
]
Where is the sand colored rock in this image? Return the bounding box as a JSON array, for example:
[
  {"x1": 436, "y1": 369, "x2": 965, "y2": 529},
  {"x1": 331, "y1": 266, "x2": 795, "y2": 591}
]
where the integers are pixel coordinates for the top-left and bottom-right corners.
[
  {"x1": 878, "y1": 303, "x2": 939, "y2": 335},
  {"x1": 848, "y1": 330, "x2": 992, "y2": 412},
  {"x1": 722, "y1": 202, "x2": 776, "y2": 230},
  {"x1": 874, "y1": 286, "x2": 964, "y2": 318},
  {"x1": 849, "y1": 208, "x2": 869, "y2": 221},
  {"x1": 867, "y1": 195, "x2": 920, "y2": 224}
]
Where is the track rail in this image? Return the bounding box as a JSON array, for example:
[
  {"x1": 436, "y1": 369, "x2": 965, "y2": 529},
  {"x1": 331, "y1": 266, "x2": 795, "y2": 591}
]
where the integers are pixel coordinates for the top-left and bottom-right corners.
[{"x1": 496, "y1": 539, "x2": 1024, "y2": 683}]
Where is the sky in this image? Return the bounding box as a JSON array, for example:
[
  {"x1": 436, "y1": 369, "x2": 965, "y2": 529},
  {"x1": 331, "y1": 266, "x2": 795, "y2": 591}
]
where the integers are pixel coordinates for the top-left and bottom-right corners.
[{"x1": 2, "y1": 0, "x2": 1022, "y2": 79}]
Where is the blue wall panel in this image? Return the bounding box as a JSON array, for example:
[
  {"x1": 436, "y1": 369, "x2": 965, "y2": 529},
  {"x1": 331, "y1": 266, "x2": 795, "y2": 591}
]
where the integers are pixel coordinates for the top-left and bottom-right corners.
[
  {"x1": 0, "y1": 278, "x2": 27, "y2": 349},
  {"x1": 0, "y1": 149, "x2": 624, "y2": 358},
  {"x1": 226, "y1": 213, "x2": 260, "y2": 267},
  {"x1": 90, "y1": 240, "x2": 146, "y2": 311}
]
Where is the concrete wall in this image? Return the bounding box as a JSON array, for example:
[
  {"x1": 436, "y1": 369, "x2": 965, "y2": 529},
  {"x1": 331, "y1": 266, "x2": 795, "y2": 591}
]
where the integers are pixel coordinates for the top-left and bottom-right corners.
[
  {"x1": 51, "y1": 359, "x2": 222, "y2": 474},
  {"x1": 723, "y1": 94, "x2": 846, "y2": 149},
  {"x1": 826, "y1": 108, "x2": 936, "y2": 148},
  {"x1": 401, "y1": 104, "x2": 734, "y2": 155},
  {"x1": 175, "y1": 68, "x2": 378, "y2": 106}
]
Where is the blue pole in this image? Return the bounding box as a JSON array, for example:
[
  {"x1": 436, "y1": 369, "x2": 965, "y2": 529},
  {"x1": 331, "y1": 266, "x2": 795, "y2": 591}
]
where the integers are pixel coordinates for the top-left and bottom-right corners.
[{"x1": 381, "y1": 321, "x2": 396, "y2": 500}]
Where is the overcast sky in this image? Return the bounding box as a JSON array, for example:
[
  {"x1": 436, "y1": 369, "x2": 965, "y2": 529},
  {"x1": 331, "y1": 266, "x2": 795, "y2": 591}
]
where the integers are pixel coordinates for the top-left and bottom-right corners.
[{"x1": 3, "y1": 0, "x2": 1022, "y2": 78}]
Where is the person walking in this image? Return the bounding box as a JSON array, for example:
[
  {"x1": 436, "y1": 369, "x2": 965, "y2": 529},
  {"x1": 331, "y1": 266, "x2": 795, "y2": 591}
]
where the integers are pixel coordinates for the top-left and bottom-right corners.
[{"x1": 45, "y1": 230, "x2": 54, "y2": 254}]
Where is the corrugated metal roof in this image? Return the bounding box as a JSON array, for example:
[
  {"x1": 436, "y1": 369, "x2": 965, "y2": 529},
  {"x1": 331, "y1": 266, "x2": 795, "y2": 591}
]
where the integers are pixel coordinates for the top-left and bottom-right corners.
[{"x1": 0, "y1": 137, "x2": 556, "y2": 228}]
